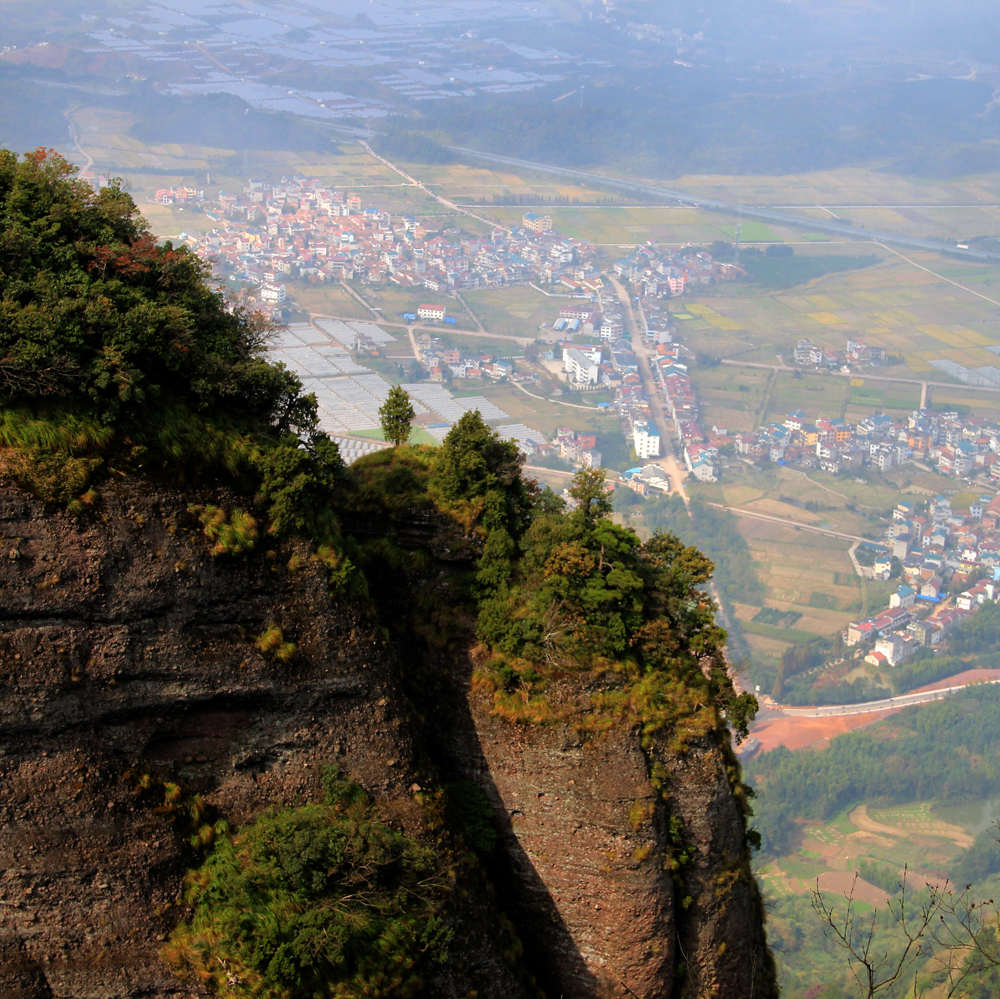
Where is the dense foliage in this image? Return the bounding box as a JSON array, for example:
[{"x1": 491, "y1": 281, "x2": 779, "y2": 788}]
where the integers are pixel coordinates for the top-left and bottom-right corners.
[
  {"x1": 619, "y1": 491, "x2": 760, "y2": 675},
  {"x1": 747, "y1": 685, "x2": 1000, "y2": 854},
  {"x1": 0, "y1": 148, "x2": 345, "y2": 549},
  {"x1": 707, "y1": 241, "x2": 878, "y2": 288},
  {"x1": 423, "y1": 423, "x2": 758, "y2": 742},
  {"x1": 165, "y1": 769, "x2": 451, "y2": 998},
  {"x1": 948, "y1": 601, "x2": 1000, "y2": 655}
]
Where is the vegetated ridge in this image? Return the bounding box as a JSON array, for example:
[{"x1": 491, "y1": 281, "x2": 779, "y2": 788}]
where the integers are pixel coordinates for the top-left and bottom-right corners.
[{"x1": 0, "y1": 149, "x2": 775, "y2": 998}]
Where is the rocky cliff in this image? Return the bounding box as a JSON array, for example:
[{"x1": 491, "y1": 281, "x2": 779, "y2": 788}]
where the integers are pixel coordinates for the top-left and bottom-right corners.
[
  {"x1": 0, "y1": 474, "x2": 774, "y2": 999},
  {"x1": 0, "y1": 480, "x2": 530, "y2": 999}
]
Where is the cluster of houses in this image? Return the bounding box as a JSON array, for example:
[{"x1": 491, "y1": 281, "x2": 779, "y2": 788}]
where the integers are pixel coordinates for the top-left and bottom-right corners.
[
  {"x1": 794, "y1": 338, "x2": 888, "y2": 371},
  {"x1": 412, "y1": 331, "x2": 513, "y2": 383},
  {"x1": 729, "y1": 407, "x2": 1000, "y2": 480},
  {"x1": 611, "y1": 246, "x2": 743, "y2": 299},
  {"x1": 152, "y1": 185, "x2": 205, "y2": 206},
  {"x1": 533, "y1": 427, "x2": 603, "y2": 469},
  {"x1": 180, "y1": 181, "x2": 599, "y2": 309},
  {"x1": 845, "y1": 495, "x2": 1000, "y2": 665},
  {"x1": 649, "y1": 345, "x2": 723, "y2": 481}
]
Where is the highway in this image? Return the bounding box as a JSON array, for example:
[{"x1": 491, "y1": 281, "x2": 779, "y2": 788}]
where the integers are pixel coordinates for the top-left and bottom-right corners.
[
  {"x1": 777, "y1": 678, "x2": 1000, "y2": 718},
  {"x1": 443, "y1": 145, "x2": 1000, "y2": 262}
]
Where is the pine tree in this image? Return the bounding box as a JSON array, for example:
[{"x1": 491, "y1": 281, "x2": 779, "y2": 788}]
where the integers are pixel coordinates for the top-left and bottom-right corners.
[{"x1": 378, "y1": 385, "x2": 415, "y2": 447}]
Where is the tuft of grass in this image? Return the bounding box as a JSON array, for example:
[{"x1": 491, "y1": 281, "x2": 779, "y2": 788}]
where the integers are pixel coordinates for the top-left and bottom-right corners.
[
  {"x1": 188, "y1": 504, "x2": 258, "y2": 556},
  {"x1": 254, "y1": 622, "x2": 297, "y2": 663}
]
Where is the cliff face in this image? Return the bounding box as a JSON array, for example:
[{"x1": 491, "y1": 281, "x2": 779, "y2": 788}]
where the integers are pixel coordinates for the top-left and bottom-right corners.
[
  {"x1": 447, "y1": 669, "x2": 773, "y2": 999},
  {"x1": 0, "y1": 477, "x2": 774, "y2": 998},
  {"x1": 0, "y1": 480, "x2": 530, "y2": 999},
  {"x1": 350, "y1": 498, "x2": 776, "y2": 999}
]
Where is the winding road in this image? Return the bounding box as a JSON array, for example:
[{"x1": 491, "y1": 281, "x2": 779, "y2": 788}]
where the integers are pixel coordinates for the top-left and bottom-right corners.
[{"x1": 776, "y1": 678, "x2": 1000, "y2": 718}]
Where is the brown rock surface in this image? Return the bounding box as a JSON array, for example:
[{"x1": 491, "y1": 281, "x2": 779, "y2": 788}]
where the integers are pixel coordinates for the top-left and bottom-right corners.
[
  {"x1": 0, "y1": 480, "x2": 530, "y2": 999},
  {"x1": 447, "y1": 675, "x2": 773, "y2": 999},
  {"x1": 0, "y1": 477, "x2": 775, "y2": 998}
]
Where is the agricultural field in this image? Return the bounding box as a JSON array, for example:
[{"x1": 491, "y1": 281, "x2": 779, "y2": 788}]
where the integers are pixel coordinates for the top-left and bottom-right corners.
[
  {"x1": 455, "y1": 382, "x2": 629, "y2": 468},
  {"x1": 677, "y1": 365, "x2": 774, "y2": 432},
  {"x1": 414, "y1": 160, "x2": 1000, "y2": 245},
  {"x1": 410, "y1": 161, "x2": 614, "y2": 206},
  {"x1": 463, "y1": 285, "x2": 555, "y2": 338},
  {"x1": 760, "y1": 800, "x2": 975, "y2": 904},
  {"x1": 344, "y1": 285, "x2": 482, "y2": 330},
  {"x1": 731, "y1": 520, "x2": 862, "y2": 661},
  {"x1": 689, "y1": 460, "x2": 928, "y2": 664},
  {"x1": 482, "y1": 203, "x2": 796, "y2": 247},
  {"x1": 651, "y1": 165, "x2": 1000, "y2": 243},
  {"x1": 285, "y1": 283, "x2": 375, "y2": 321},
  {"x1": 426, "y1": 331, "x2": 523, "y2": 357},
  {"x1": 676, "y1": 246, "x2": 1000, "y2": 384}
]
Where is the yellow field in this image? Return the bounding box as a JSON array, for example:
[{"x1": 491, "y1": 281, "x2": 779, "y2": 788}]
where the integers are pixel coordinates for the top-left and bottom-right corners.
[
  {"x1": 686, "y1": 302, "x2": 745, "y2": 330},
  {"x1": 805, "y1": 294, "x2": 841, "y2": 310},
  {"x1": 807, "y1": 312, "x2": 848, "y2": 325}
]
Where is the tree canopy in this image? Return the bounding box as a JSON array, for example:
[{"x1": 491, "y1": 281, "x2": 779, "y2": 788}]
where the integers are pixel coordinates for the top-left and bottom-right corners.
[
  {"x1": 0, "y1": 148, "x2": 339, "y2": 516},
  {"x1": 378, "y1": 385, "x2": 415, "y2": 447},
  {"x1": 165, "y1": 769, "x2": 451, "y2": 998}
]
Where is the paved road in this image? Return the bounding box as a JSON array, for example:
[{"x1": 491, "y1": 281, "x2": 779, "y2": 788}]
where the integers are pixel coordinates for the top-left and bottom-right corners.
[
  {"x1": 608, "y1": 274, "x2": 682, "y2": 476},
  {"x1": 777, "y1": 678, "x2": 1000, "y2": 718},
  {"x1": 707, "y1": 502, "x2": 870, "y2": 543},
  {"x1": 444, "y1": 146, "x2": 1000, "y2": 262}
]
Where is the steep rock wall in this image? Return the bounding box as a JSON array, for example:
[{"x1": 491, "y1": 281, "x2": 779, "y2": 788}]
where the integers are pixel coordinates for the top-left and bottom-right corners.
[
  {"x1": 0, "y1": 480, "x2": 530, "y2": 999},
  {"x1": 449, "y1": 672, "x2": 774, "y2": 999}
]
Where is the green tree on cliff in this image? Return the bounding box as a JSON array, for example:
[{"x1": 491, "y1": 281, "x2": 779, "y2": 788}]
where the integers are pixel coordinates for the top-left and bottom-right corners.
[
  {"x1": 0, "y1": 147, "x2": 342, "y2": 522},
  {"x1": 378, "y1": 385, "x2": 415, "y2": 447}
]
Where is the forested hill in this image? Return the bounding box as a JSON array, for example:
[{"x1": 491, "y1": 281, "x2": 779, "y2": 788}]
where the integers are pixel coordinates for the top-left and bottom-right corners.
[{"x1": 746, "y1": 685, "x2": 1000, "y2": 855}]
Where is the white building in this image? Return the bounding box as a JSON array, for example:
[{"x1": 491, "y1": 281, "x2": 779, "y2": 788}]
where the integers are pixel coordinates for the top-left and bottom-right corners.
[
  {"x1": 633, "y1": 421, "x2": 661, "y2": 459},
  {"x1": 690, "y1": 458, "x2": 717, "y2": 482},
  {"x1": 889, "y1": 585, "x2": 916, "y2": 610},
  {"x1": 418, "y1": 303, "x2": 446, "y2": 320},
  {"x1": 260, "y1": 282, "x2": 286, "y2": 303},
  {"x1": 563, "y1": 346, "x2": 600, "y2": 386}
]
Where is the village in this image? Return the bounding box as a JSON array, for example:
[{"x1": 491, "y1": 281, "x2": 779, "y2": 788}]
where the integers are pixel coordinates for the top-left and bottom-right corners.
[
  {"x1": 168, "y1": 179, "x2": 1000, "y2": 677},
  {"x1": 843, "y1": 493, "x2": 1000, "y2": 666},
  {"x1": 163, "y1": 182, "x2": 602, "y2": 305}
]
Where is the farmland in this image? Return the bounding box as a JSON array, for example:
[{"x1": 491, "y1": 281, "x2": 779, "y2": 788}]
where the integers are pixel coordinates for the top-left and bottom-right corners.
[
  {"x1": 674, "y1": 247, "x2": 1000, "y2": 384},
  {"x1": 759, "y1": 799, "x2": 979, "y2": 998},
  {"x1": 463, "y1": 286, "x2": 555, "y2": 338},
  {"x1": 687, "y1": 458, "x2": 946, "y2": 667}
]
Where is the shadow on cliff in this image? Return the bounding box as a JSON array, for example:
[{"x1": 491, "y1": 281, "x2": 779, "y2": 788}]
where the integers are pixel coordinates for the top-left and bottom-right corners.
[
  {"x1": 342, "y1": 503, "x2": 604, "y2": 997},
  {"x1": 431, "y1": 650, "x2": 604, "y2": 999}
]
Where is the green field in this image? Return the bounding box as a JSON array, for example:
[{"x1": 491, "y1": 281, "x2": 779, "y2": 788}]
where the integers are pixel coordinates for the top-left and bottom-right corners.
[
  {"x1": 719, "y1": 222, "x2": 782, "y2": 242},
  {"x1": 672, "y1": 243, "x2": 1000, "y2": 386},
  {"x1": 464, "y1": 286, "x2": 554, "y2": 339}
]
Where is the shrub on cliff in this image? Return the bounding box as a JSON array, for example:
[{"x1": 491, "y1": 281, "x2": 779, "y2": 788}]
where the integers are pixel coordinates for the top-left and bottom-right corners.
[
  {"x1": 165, "y1": 768, "x2": 451, "y2": 998},
  {"x1": 0, "y1": 147, "x2": 337, "y2": 513},
  {"x1": 476, "y1": 466, "x2": 758, "y2": 740}
]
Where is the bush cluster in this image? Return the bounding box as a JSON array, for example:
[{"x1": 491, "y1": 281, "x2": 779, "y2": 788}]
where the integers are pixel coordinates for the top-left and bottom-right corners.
[{"x1": 165, "y1": 768, "x2": 451, "y2": 998}]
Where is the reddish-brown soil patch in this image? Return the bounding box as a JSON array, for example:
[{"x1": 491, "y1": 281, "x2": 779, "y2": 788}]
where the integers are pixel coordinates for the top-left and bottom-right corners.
[
  {"x1": 751, "y1": 708, "x2": 897, "y2": 752},
  {"x1": 751, "y1": 670, "x2": 1000, "y2": 754},
  {"x1": 816, "y1": 871, "x2": 889, "y2": 905}
]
